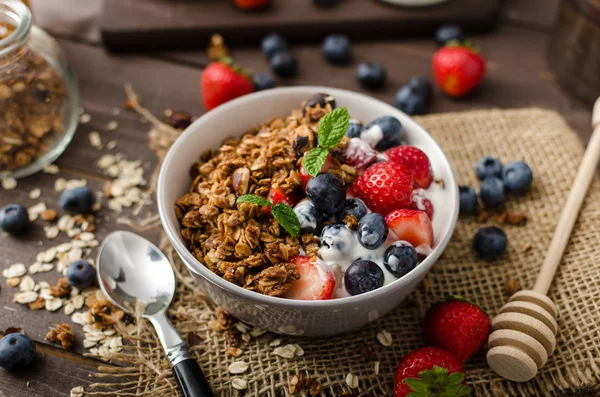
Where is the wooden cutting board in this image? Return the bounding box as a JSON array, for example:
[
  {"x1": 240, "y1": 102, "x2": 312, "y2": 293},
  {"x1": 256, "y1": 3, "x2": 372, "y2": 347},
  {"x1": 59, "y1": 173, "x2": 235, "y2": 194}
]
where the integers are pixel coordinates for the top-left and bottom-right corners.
[{"x1": 100, "y1": 0, "x2": 501, "y2": 52}]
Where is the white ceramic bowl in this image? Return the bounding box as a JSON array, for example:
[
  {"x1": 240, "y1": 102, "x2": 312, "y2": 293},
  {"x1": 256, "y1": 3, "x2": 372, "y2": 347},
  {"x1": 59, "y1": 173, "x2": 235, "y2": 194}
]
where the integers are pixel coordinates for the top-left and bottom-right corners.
[{"x1": 158, "y1": 86, "x2": 459, "y2": 336}]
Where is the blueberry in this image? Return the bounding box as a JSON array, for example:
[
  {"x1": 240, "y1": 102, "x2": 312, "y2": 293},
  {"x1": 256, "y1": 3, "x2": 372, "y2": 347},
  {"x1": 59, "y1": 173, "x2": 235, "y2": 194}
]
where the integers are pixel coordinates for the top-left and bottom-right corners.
[
  {"x1": 304, "y1": 93, "x2": 336, "y2": 112},
  {"x1": 383, "y1": 242, "x2": 418, "y2": 278},
  {"x1": 306, "y1": 173, "x2": 346, "y2": 216},
  {"x1": 0, "y1": 333, "x2": 36, "y2": 370},
  {"x1": 356, "y1": 62, "x2": 387, "y2": 89},
  {"x1": 261, "y1": 33, "x2": 288, "y2": 59},
  {"x1": 357, "y1": 213, "x2": 388, "y2": 249},
  {"x1": 345, "y1": 119, "x2": 364, "y2": 138},
  {"x1": 362, "y1": 116, "x2": 403, "y2": 151},
  {"x1": 313, "y1": 0, "x2": 338, "y2": 7},
  {"x1": 395, "y1": 76, "x2": 433, "y2": 115},
  {"x1": 270, "y1": 51, "x2": 298, "y2": 78},
  {"x1": 59, "y1": 186, "x2": 96, "y2": 213},
  {"x1": 480, "y1": 177, "x2": 505, "y2": 208},
  {"x1": 319, "y1": 224, "x2": 354, "y2": 262},
  {"x1": 459, "y1": 186, "x2": 478, "y2": 215},
  {"x1": 66, "y1": 260, "x2": 97, "y2": 289},
  {"x1": 502, "y1": 161, "x2": 533, "y2": 195},
  {"x1": 344, "y1": 259, "x2": 384, "y2": 295},
  {"x1": 475, "y1": 156, "x2": 503, "y2": 180},
  {"x1": 435, "y1": 24, "x2": 463, "y2": 47},
  {"x1": 322, "y1": 34, "x2": 352, "y2": 64},
  {"x1": 253, "y1": 72, "x2": 276, "y2": 91},
  {"x1": 473, "y1": 226, "x2": 507, "y2": 261},
  {"x1": 294, "y1": 199, "x2": 325, "y2": 235},
  {"x1": 0, "y1": 204, "x2": 29, "y2": 235},
  {"x1": 337, "y1": 198, "x2": 368, "y2": 222}
]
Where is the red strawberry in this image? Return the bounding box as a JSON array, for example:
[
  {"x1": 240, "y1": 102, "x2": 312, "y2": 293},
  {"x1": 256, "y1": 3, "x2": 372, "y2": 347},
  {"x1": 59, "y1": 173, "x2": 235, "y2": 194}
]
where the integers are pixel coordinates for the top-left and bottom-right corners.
[
  {"x1": 424, "y1": 296, "x2": 491, "y2": 362},
  {"x1": 285, "y1": 256, "x2": 335, "y2": 300},
  {"x1": 336, "y1": 138, "x2": 378, "y2": 169},
  {"x1": 234, "y1": 0, "x2": 271, "y2": 10},
  {"x1": 385, "y1": 146, "x2": 433, "y2": 188},
  {"x1": 299, "y1": 154, "x2": 336, "y2": 190},
  {"x1": 410, "y1": 194, "x2": 434, "y2": 220},
  {"x1": 432, "y1": 44, "x2": 485, "y2": 97},
  {"x1": 386, "y1": 209, "x2": 433, "y2": 249},
  {"x1": 350, "y1": 161, "x2": 413, "y2": 215},
  {"x1": 395, "y1": 347, "x2": 469, "y2": 397},
  {"x1": 261, "y1": 187, "x2": 298, "y2": 214},
  {"x1": 201, "y1": 61, "x2": 254, "y2": 111}
]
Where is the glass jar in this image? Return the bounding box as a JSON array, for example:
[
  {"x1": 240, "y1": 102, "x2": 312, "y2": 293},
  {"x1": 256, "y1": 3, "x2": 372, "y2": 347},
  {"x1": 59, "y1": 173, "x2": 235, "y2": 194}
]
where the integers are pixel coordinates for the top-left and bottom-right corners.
[{"x1": 0, "y1": 0, "x2": 79, "y2": 179}]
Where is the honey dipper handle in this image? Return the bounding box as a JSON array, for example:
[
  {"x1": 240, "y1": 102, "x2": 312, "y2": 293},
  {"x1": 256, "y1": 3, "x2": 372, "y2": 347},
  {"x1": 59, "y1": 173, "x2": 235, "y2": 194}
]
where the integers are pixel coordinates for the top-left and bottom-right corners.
[{"x1": 534, "y1": 99, "x2": 600, "y2": 295}]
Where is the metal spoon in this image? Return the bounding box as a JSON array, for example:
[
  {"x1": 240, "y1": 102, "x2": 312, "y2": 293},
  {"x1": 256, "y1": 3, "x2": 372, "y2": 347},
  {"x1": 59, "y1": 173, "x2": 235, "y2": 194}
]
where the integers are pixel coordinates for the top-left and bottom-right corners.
[{"x1": 97, "y1": 230, "x2": 214, "y2": 397}]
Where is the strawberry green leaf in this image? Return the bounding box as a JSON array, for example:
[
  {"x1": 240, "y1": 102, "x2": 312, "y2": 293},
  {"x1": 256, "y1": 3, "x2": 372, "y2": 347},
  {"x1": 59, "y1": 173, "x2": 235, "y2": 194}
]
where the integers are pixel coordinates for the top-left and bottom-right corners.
[
  {"x1": 447, "y1": 372, "x2": 466, "y2": 385},
  {"x1": 236, "y1": 194, "x2": 271, "y2": 207},
  {"x1": 303, "y1": 147, "x2": 329, "y2": 177},
  {"x1": 271, "y1": 203, "x2": 300, "y2": 237},
  {"x1": 405, "y1": 378, "x2": 427, "y2": 393},
  {"x1": 406, "y1": 366, "x2": 471, "y2": 397},
  {"x1": 317, "y1": 107, "x2": 350, "y2": 149}
]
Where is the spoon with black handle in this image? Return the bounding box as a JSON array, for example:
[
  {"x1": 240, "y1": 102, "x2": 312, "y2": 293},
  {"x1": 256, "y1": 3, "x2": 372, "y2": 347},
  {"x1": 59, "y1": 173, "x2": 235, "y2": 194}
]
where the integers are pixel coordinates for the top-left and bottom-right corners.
[{"x1": 97, "y1": 230, "x2": 214, "y2": 397}]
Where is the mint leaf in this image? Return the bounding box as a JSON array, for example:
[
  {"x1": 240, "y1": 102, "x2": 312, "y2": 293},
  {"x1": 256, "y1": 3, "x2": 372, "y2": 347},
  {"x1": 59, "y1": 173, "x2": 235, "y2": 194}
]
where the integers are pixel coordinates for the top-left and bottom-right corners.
[
  {"x1": 271, "y1": 203, "x2": 300, "y2": 237},
  {"x1": 317, "y1": 107, "x2": 350, "y2": 149},
  {"x1": 236, "y1": 194, "x2": 271, "y2": 207},
  {"x1": 303, "y1": 147, "x2": 329, "y2": 177}
]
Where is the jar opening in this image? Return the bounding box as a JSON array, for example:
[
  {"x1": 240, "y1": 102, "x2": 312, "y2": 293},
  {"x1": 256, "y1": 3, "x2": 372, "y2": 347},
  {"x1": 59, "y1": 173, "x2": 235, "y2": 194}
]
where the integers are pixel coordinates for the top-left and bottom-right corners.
[{"x1": 0, "y1": 1, "x2": 31, "y2": 57}]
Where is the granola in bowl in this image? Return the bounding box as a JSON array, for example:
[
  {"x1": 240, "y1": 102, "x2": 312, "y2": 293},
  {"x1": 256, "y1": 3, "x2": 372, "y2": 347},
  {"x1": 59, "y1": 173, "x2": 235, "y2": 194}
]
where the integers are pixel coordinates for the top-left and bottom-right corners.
[{"x1": 175, "y1": 93, "x2": 444, "y2": 300}]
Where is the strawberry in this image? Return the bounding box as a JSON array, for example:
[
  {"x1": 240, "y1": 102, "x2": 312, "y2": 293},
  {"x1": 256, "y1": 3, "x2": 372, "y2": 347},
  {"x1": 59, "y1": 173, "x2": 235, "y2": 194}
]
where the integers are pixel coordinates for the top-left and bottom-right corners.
[
  {"x1": 386, "y1": 209, "x2": 433, "y2": 249},
  {"x1": 424, "y1": 296, "x2": 490, "y2": 362},
  {"x1": 299, "y1": 154, "x2": 336, "y2": 190},
  {"x1": 201, "y1": 61, "x2": 254, "y2": 111},
  {"x1": 234, "y1": 0, "x2": 271, "y2": 10},
  {"x1": 395, "y1": 347, "x2": 470, "y2": 397},
  {"x1": 432, "y1": 44, "x2": 485, "y2": 97},
  {"x1": 385, "y1": 146, "x2": 433, "y2": 188},
  {"x1": 285, "y1": 256, "x2": 335, "y2": 300},
  {"x1": 350, "y1": 161, "x2": 413, "y2": 215},
  {"x1": 335, "y1": 138, "x2": 378, "y2": 169},
  {"x1": 410, "y1": 195, "x2": 434, "y2": 220},
  {"x1": 261, "y1": 187, "x2": 298, "y2": 214}
]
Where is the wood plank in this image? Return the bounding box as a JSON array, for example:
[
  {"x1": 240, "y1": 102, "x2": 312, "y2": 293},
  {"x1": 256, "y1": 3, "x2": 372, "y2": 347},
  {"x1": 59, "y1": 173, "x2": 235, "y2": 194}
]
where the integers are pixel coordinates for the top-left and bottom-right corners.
[{"x1": 501, "y1": 0, "x2": 559, "y2": 31}]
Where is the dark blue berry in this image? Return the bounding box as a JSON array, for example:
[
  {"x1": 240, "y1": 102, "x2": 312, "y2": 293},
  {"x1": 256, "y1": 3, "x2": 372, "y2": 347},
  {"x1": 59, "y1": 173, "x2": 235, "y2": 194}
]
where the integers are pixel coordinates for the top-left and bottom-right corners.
[
  {"x1": 502, "y1": 161, "x2": 533, "y2": 195},
  {"x1": 0, "y1": 204, "x2": 29, "y2": 235},
  {"x1": 357, "y1": 213, "x2": 388, "y2": 249},
  {"x1": 294, "y1": 199, "x2": 325, "y2": 235},
  {"x1": 322, "y1": 34, "x2": 352, "y2": 64},
  {"x1": 435, "y1": 24, "x2": 463, "y2": 47},
  {"x1": 473, "y1": 226, "x2": 507, "y2": 261},
  {"x1": 270, "y1": 51, "x2": 298, "y2": 78},
  {"x1": 305, "y1": 93, "x2": 336, "y2": 113},
  {"x1": 59, "y1": 186, "x2": 96, "y2": 213},
  {"x1": 306, "y1": 173, "x2": 346, "y2": 216},
  {"x1": 475, "y1": 156, "x2": 503, "y2": 180},
  {"x1": 337, "y1": 198, "x2": 368, "y2": 222},
  {"x1": 313, "y1": 0, "x2": 338, "y2": 7},
  {"x1": 395, "y1": 76, "x2": 433, "y2": 115},
  {"x1": 345, "y1": 119, "x2": 363, "y2": 138},
  {"x1": 0, "y1": 333, "x2": 36, "y2": 370},
  {"x1": 344, "y1": 259, "x2": 384, "y2": 295},
  {"x1": 459, "y1": 185, "x2": 478, "y2": 215},
  {"x1": 66, "y1": 260, "x2": 97, "y2": 289},
  {"x1": 383, "y1": 242, "x2": 418, "y2": 278},
  {"x1": 253, "y1": 72, "x2": 276, "y2": 91},
  {"x1": 480, "y1": 177, "x2": 505, "y2": 208},
  {"x1": 356, "y1": 62, "x2": 387, "y2": 89},
  {"x1": 363, "y1": 116, "x2": 404, "y2": 151},
  {"x1": 261, "y1": 33, "x2": 288, "y2": 59}
]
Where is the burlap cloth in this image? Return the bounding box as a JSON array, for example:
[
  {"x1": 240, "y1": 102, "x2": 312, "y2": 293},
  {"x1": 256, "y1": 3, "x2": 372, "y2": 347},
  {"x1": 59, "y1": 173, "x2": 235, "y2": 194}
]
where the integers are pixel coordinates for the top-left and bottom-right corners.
[{"x1": 83, "y1": 108, "x2": 600, "y2": 397}]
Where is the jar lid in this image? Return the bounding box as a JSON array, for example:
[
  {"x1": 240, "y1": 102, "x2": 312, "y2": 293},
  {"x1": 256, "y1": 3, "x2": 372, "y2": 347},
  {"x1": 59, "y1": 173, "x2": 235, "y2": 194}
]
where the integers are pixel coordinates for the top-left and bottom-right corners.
[{"x1": 0, "y1": 0, "x2": 32, "y2": 58}]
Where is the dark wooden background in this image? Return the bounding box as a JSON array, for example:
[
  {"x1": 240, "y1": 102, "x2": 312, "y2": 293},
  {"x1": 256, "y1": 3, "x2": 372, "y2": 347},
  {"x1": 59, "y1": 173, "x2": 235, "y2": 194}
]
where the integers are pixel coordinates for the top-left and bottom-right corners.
[{"x1": 0, "y1": 0, "x2": 596, "y2": 396}]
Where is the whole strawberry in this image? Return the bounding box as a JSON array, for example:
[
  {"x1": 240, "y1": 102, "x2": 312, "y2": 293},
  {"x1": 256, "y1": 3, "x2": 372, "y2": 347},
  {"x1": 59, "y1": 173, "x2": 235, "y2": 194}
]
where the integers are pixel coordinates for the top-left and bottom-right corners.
[
  {"x1": 395, "y1": 347, "x2": 470, "y2": 397},
  {"x1": 385, "y1": 145, "x2": 433, "y2": 188},
  {"x1": 350, "y1": 161, "x2": 414, "y2": 215},
  {"x1": 201, "y1": 61, "x2": 254, "y2": 111},
  {"x1": 424, "y1": 296, "x2": 490, "y2": 362},
  {"x1": 432, "y1": 44, "x2": 485, "y2": 97},
  {"x1": 234, "y1": 0, "x2": 271, "y2": 10}
]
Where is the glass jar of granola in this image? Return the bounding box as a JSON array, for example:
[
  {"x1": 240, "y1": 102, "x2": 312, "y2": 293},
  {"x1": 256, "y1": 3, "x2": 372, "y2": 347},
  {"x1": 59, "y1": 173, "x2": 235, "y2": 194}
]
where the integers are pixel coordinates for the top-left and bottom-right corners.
[{"x1": 0, "y1": 0, "x2": 79, "y2": 178}]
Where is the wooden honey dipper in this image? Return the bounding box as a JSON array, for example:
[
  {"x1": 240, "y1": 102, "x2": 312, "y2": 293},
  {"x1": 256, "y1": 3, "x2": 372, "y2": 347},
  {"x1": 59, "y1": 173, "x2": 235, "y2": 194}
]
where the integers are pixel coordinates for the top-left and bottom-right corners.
[{"x1": 487, "y1": 97, "x2": 600, "y2": 382}]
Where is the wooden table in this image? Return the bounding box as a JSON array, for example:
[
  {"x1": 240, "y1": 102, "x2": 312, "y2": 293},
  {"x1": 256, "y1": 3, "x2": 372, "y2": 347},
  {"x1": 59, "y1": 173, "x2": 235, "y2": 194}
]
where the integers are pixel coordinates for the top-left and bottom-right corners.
[{"x1": 0, "y1": 1, "x2": 595, "y2": 396}]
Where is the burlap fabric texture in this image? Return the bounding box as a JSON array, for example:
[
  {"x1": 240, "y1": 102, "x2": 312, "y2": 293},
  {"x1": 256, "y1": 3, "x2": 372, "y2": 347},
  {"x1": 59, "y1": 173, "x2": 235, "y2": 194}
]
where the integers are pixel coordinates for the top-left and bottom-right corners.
[{"x1": 82, "y1": 108, "x2": 600, "y2": 397}]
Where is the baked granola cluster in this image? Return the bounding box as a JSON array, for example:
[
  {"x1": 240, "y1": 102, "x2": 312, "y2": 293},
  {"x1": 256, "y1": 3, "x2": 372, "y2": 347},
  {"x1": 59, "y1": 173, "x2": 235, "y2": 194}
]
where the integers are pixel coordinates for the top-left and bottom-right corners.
[{"x1": 175, "y1": 99, "x2": 356, "y2": 296}]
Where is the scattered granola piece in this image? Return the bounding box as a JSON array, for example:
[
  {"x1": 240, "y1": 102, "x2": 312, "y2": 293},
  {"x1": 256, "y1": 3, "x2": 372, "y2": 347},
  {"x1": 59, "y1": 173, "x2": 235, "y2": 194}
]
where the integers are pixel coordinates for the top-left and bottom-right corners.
[
  {"x1": 227, "y1": 347, "x2": 243, "y2": 357},
  {"x1": 29, "y1": 188, "x2": 41, "y2": 199},
  {"x1": 377, "y1": 329, "x2": 393, "y2": 346},
  {"x1": 6, "y1": 277, "x2": 21, "y2": 288},
  {"x1": 14, "y1": 291, "x2": 39, "y2": 304},
  {"x1": 28, "y1": 297, "x2": 46, "y2": 311},
  {"x1": 105, "y1": 120, "x2": 118, "y2": 131},
  {"x1": 43, "y1": 164, "x2": 60, "y2": 174},
  {"x1": 373, "y1": 361, "x2": 380, "y2": 375},
  {"x1": 70, "y1": 386, "x2": 84, "y2": 397},
  {"x1": 40, "y1": 208, "x2": 57, "y2": 222},
  {"x1": 89, "y1": 131, "x2": 102, "y2": 149},
  {"x1": 79, "y1": 113, "x2": 91, "y2": 124},
  {"x1": 50, "y1": 277, "x2": 72, "y2": 298},
  {"x1": 273, "y1": 344, "x2": 296, "y2": 359},
  {"x1": 345, "y1": 373, "x2": 359, "y2": 389},
  {"x1": 522, "y1": 243, "x2": 532, "y2": 253},
  {"x1": 18, "y1": 276, "x2": 34, "y2": 292},
  {"x1": 45, "y1": 297, "x2": 63, "y2": 312},
  {"x1": 1, "y1": 177, "x2": 17, "y2": 190},
  {"x1": 505, "y1": 278, "x2": 521, "y2": 296},
  {"x1": 231, "y1": 378, "x2": 248, "y2": 391},
  {"x1": 89, "y1": 299, "x2": 124, "y2": 328},
  {"x1": 45, "y1": 323, "x2": 75, "y2": 350},
  {"x1": 3, "y1": 263, "x2": 27, "y2": 278},
  {"x1": 228, "y1": 361, "x2": 249, "y2": 374}
]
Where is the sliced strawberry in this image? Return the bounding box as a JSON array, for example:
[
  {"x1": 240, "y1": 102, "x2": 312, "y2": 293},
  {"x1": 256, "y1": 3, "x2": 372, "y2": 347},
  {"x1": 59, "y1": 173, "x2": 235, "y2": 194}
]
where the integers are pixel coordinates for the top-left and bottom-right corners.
[
  {"x1": 385, "y1": 146, "x2": 433, "y2": 188},
  {"x1": 299, "y1": 154, "x2": 336, "y2": 190},
  {"x1": 285, "y1": 256, "x2": 335, "y2": 300},
  {"x1": 410, "y1": 191, "x2": 434, "y2": 220},
  {"x1": 386, "y1": 209, "x2": 434, "y2": 249},
  {"x1": 260, "y1": 187, "x2": 298, "y2": 214},
  {"x1": 335, "y1": 138, "x2": 378, "y2": 169}
]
